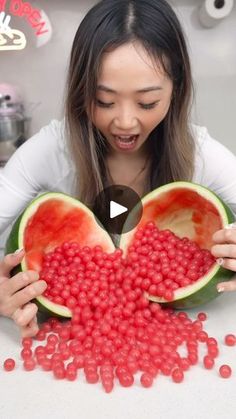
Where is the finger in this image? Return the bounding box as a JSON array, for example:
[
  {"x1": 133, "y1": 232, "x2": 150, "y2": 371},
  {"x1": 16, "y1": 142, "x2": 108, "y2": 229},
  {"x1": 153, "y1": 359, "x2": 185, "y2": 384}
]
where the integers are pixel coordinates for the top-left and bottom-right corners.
[
  {"x1": 211, "y1": 244, "x2": 236, "y2": 259},
  {"x1": 212, "y1": 226, "x2": 236, "y2": 245},
  {"x1": 12, "y1": 303, "x2": 38, "y2": 327},
  {"x1": 20, "y1": 315, "x2": 39, "y2": 338},
  {"x1": 5, "y1": 270, "x2": 40, "y2": 295},
  {"x1": 216, "y1": 257, "x2": 236, "y2": 271},
  {"x1": 11, "y1": 280, "x2": 47, "y2": 310},
  {"x1": 217, "y1": 278, "x2": 236, "y2": 292},
  {"x1": 0, "y1": 249, "x2": 25, "y2": 277}
]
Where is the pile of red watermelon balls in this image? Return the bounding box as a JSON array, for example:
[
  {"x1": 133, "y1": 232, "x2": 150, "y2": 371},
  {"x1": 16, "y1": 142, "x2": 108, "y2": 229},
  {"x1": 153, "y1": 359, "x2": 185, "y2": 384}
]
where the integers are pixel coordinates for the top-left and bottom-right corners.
[{"x1": 2, "y1": 222, "x2": 236, "y2": 392}]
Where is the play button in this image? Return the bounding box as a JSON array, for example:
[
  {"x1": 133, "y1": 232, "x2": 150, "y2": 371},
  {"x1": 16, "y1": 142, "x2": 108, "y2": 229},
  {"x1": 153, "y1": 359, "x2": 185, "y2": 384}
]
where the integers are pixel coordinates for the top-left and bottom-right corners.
[
  {"x1": 110, "y1": 201, "x2": 127, "y2": 219},
  {"x1": 92, "y1": 185, "x2": 143, "y2": 235}
]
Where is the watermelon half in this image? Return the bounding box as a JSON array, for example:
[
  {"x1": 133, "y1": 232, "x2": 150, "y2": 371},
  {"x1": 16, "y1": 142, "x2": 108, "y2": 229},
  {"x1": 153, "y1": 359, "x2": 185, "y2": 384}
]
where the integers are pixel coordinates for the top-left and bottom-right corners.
[
  {"x1": 120, "y1": 181, "x2": 235, "y2": 308},
  {"x1": 6, "y1": 192, "x2": 115, "y2": 317}
]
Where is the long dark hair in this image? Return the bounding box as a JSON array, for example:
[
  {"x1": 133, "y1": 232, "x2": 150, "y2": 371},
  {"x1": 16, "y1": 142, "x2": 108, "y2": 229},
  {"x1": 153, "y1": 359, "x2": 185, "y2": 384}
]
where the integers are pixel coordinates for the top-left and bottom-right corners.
[{"x1": 65, "y1": 0, "x2": 195, "y2": 206}]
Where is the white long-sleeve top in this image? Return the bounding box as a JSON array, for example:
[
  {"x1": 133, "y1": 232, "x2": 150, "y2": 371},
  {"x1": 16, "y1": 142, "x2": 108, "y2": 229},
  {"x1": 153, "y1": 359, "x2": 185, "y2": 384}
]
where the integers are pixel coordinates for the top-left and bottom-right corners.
[{"x1": 0, "y1": 119, "x2": 236, "y2": 235}]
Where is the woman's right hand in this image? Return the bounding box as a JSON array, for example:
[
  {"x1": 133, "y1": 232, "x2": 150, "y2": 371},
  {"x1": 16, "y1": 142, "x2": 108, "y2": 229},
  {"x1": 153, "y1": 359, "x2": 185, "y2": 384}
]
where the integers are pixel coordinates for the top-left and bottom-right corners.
[{"x1": 0, "y1": 249, "x2": 47, "y2": 337}]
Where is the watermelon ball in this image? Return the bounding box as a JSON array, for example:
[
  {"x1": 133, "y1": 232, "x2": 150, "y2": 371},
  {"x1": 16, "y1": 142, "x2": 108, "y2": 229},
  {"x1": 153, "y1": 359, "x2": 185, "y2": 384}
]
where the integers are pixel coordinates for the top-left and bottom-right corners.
[
  {"x1": 41, "y1": 359, "x2": 52, "y2": 372},
  {"x1": 53, "y1": 366, "x2": 66, "y2": 379},
  {"x1": 23, "y1": 358, "x2": 36, "y2": 371},
  {"x1": 197, "y1": 312, "x2": 207, "y2": 322},
  {"x1": 140, "y1": 373, "x2": 154, "y2": 388},
  {"x1": 224, "y1": 334, "x2": 236, "y2": 346},
  {"x1": 118, "y1": 372, "x2": 134, "y2": 387},
  {"x1": 21, "y1": 337, "x2": 33, "y2": 348},
  {"x1": 102, "y1": 378, "x2": 114, "y2": 393},
  {"x1": 219, "y1": 365, "x2": 232, "y2": 379},
  {"x1": 207, "y1": 345, "x2": 219, "y2": 358},
  {"x1": 3, "y1": 358, "x2": 16, "y2": 371},
  {"x1": 66, "y1": 364, "x2": 78, "y2": 381},
  {"x1": 20, "y1": 348, "x2": 33, "y2": 360},
  {"x1": 203, "y1": 356, "x2": 214, "y2": 370},
  {"x1": 171, "y1": 368, "x2": 184, "y2": 383}
]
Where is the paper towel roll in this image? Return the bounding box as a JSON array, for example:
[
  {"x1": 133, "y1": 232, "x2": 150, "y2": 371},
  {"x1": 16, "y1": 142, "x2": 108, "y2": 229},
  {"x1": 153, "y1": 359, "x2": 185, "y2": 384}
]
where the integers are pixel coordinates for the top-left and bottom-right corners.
[{"x1": 199, "y1": 0, "x2": 234, "y2": 28}]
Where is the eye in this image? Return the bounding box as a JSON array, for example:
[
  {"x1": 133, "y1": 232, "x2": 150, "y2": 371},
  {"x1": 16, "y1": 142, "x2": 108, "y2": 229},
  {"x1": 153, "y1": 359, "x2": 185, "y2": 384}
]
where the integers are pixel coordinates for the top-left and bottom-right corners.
[
  {"x1": 95, "y1": 99, "x2": 114, "y2": 108},
  {"x1": 139, "y1": 101, "x2": 160, "y2": 110}
]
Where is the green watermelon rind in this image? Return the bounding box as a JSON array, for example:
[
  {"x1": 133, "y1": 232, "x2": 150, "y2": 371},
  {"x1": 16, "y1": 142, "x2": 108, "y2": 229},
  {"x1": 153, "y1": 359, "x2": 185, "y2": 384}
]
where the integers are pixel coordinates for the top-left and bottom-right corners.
[
  {"x1": 119, "y1": 181, "x2": 235, "y2": 309},
  {"x1": 36, "y1": 296, "x2": 72, "y2": 318},
  {"x1": 5, "y1": 192, "x2": 116, "y2": 318},
  {"x1": 5, "y1": 215, "x2": 22, "y2": 256}
]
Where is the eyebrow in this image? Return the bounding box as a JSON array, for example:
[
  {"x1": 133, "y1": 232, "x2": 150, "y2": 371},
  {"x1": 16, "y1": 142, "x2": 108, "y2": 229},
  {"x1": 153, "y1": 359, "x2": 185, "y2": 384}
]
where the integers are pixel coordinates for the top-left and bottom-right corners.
[{"x1": 97, "y1": 85, "x2": 163, "y2": 93}]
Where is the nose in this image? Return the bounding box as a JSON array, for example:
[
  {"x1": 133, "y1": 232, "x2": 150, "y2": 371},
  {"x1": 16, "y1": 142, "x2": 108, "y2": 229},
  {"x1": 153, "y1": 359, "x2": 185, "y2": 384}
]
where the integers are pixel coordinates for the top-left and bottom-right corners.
[{"x1": 113, "y1": 106, "x2": 138, "y2": 131}]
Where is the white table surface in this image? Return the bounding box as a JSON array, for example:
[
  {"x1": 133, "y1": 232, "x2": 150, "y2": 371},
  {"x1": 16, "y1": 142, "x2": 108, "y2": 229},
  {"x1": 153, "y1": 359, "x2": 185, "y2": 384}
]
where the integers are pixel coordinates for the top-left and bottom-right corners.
[{"x1": 1, "y1": 290, "x2": 236, "y2": 419}]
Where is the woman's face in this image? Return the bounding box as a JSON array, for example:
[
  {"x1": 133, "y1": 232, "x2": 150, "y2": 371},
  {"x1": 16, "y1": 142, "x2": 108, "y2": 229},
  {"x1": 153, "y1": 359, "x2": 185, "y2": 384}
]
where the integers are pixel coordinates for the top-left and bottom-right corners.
[{"x1": 91, "y1": 41, "x2": 173, "y2": 156}]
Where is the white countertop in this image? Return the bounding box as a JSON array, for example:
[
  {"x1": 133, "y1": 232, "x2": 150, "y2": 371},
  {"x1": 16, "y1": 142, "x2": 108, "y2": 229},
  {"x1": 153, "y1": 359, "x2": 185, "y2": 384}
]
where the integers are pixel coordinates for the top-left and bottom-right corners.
[{"x1": 1, "y1": 291, "x2": 236, "y2": 419}]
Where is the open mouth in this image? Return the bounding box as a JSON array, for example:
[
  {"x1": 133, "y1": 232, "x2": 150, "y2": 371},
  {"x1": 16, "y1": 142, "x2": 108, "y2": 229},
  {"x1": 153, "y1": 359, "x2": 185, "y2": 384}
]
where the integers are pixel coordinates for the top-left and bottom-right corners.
[{"x1": 113, "y1": 135, "x2": 139, "y2": 150}]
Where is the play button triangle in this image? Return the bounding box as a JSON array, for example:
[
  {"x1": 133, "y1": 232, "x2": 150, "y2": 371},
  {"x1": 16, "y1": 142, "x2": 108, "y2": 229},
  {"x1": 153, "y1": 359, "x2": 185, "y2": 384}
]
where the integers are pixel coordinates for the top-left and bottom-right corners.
[
  {"x1": 92, "y1": 185, "x2": 143, "y2": 234},
  {"x1": 110, "y1": 200, "x2": 128, "y2": 219}
]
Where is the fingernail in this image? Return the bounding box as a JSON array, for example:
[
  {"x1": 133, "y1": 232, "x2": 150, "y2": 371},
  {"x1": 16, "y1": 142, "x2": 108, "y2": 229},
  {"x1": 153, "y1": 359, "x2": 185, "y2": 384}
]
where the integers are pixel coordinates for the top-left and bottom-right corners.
[
  {"x1": 217, "y1": 286, "x2": 224, "y2": 293},
  {"x1": 14, "y1": 248, "x2": 24, "y2": 255},
  {"x1": 216, "y1": 258, "x2": 224, "y2": 266}
]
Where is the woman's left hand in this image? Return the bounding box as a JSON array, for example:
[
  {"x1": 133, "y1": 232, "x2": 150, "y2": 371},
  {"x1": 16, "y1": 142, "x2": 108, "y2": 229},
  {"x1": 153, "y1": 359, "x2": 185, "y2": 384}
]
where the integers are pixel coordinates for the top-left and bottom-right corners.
[{"x1": 211, "y1": 223, "x2": 236, "y2": 292}]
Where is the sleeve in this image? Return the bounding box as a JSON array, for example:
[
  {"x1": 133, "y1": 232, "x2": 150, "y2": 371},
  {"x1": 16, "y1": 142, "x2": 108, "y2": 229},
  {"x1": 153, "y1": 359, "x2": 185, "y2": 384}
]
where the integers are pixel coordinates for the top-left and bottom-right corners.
[
  {"x1": 0, "y1": 120, "x2": 66, "y2": 234},
  {"x1": 193, "y1": 126, "x2": 236, "y2": 216}
]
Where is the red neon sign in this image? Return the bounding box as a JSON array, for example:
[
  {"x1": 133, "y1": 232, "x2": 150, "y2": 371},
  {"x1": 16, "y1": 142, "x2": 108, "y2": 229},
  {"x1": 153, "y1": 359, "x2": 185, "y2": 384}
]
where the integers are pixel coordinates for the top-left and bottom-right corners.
[{"x1": 0, "y1": 0, "x2": 49, "y2": 36}]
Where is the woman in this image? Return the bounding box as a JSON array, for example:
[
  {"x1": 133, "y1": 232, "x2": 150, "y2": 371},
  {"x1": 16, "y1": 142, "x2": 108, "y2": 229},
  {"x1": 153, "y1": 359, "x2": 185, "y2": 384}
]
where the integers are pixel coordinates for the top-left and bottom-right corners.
[{"x1": 0, "y1": 0, "x2": 236, "y2": 337}]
